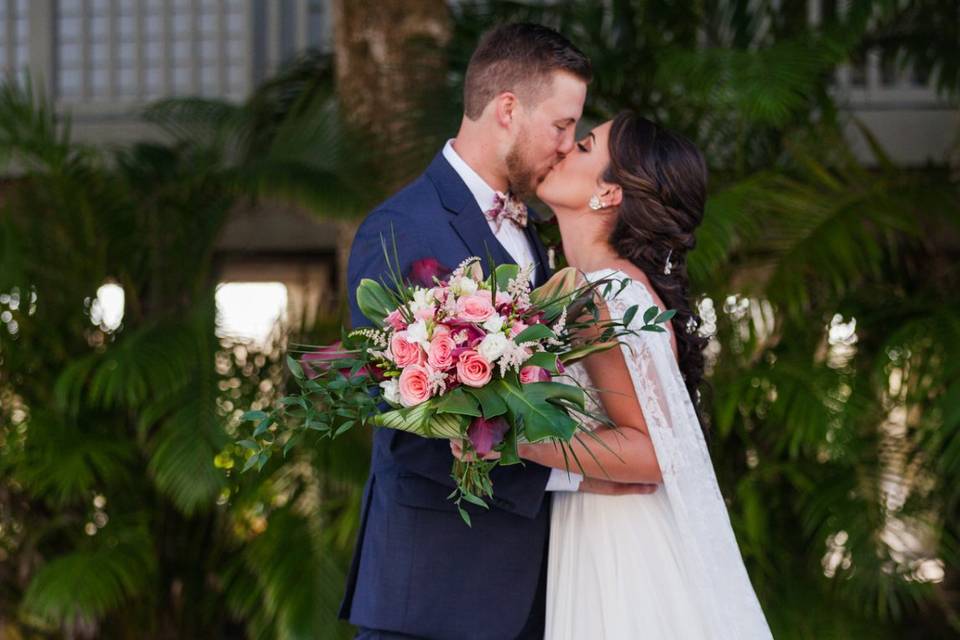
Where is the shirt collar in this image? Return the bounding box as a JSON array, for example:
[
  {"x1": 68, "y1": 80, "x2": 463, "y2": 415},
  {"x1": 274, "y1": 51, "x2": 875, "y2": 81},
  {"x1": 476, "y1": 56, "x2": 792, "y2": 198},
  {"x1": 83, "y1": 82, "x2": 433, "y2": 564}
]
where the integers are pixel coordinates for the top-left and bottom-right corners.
[{"x1": 442, "y1": 138, "x2": 499, "y2": 213}]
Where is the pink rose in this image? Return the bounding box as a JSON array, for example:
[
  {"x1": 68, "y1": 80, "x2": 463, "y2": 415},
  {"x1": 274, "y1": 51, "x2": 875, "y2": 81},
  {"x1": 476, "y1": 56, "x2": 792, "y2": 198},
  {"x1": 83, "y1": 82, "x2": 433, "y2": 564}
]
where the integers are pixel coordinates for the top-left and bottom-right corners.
[
  {"x1": 390, "y1": 331, "x2": 423, "y2": 367},
  {"x1": 427, "y1": 333, "x2": 456, "y2": 371},
  {"x1": 509, "y1": 321, "x2": 528, "y2": 338},
  {"x1": 398, "y1": 363, "x2": 433, "y2": 407},
  {"x1": 456, "y1": 293, "x2": 496, "y2": 323},
  {"x1": 519, "y1": 366, "x2": 551, "y2": 384},
  {"x1": 456, "y1": 349, "x2": 492, "y2": 387},
  {"x1": 385, "y1": 309, "x2": 407, "y2": 331},
  {"x1": 432, "y1": 323, "x2": 451, "y2": 337}
]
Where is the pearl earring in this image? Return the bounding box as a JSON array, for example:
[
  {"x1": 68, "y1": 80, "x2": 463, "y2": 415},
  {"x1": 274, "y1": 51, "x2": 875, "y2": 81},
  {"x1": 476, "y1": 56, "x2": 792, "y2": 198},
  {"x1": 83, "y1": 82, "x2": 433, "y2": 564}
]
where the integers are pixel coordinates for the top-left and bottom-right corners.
[
  {"x1": 588, "y1": 195, "x2": 602, "y2": 210},
  {"x1": 663, "y1": 249, "x2": 673, "y2": 275}
]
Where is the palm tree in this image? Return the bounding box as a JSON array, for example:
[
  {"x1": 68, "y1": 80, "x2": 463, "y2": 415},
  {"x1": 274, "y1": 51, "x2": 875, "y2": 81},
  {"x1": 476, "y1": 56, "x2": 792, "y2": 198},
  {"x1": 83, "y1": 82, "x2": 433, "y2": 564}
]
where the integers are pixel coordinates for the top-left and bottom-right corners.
[{"x1": 0, "y1": 76, "x2": 360, "y2": 638}]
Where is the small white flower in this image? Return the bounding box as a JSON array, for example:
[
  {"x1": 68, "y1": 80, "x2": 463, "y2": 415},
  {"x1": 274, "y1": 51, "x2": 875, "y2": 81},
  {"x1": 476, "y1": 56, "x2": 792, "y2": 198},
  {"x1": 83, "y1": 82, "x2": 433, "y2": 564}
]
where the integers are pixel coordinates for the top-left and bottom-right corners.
[
  {"x1": 482, "y1": 314, "x2": 504, "y2": 333},
  {"x1": 478, "y1": 332, "x2": 509, "y2": 362},
  {"x1": 379, "y1": 379, "x2": 400, "y2": 404},
  {"x1": 408, "y1": 287, "x2": 435, "y2": 316},
  {"x1": 459, "y1": 277, "x2": 478, "y2": 295},
  {"x1": 406, "y1": 319, "x2": 430, "y2": 348}
]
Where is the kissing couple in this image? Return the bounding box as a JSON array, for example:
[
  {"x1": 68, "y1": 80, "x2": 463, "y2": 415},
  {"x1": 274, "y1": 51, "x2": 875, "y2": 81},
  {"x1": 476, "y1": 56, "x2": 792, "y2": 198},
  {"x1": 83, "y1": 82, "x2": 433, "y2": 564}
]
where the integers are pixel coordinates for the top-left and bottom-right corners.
[{"x1": 341, "y1": 22, "x2": 773, "y2": 640}]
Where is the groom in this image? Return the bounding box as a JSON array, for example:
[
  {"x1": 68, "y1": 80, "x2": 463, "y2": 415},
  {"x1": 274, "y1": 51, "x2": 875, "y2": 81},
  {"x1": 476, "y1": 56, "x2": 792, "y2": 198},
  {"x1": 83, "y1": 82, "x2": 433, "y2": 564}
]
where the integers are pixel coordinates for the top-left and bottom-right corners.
[{"x1": 342, "y1": 23, "x2": 654, "y2": 640}]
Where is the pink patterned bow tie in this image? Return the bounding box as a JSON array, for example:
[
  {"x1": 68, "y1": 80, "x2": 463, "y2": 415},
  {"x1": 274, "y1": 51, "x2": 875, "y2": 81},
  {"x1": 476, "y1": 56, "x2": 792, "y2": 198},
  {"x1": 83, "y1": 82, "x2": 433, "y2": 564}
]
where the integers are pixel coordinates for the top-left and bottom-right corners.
[{"x1": 485, "y1": 191, "x2": 528, "y2": 231}]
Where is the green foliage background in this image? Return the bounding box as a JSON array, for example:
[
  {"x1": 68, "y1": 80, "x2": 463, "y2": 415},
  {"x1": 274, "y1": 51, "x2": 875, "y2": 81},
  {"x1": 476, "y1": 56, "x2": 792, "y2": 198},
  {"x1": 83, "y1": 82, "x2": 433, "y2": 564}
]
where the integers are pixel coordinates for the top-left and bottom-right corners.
[{"x1": 0, "y1": 1, "x2": 958, "y2": 638}]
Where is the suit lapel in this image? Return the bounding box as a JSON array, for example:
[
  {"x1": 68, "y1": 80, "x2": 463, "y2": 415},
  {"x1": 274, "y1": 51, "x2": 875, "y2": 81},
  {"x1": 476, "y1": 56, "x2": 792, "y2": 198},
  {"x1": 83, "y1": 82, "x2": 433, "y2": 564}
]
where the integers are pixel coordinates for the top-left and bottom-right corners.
[
  {"x1": 426, "y1": 152, "x2": 515, "y2": 276},
  {"x1": 524, "y1": 208, "x2": 554, "y2": 287}
]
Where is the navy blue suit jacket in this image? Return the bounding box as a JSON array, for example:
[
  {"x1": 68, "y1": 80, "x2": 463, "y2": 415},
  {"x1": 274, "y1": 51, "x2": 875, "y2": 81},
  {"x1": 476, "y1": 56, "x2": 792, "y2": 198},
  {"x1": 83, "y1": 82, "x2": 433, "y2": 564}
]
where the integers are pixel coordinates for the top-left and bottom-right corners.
[{"x1": 339, "y1": 151, "x2": 554, "y2": 639}]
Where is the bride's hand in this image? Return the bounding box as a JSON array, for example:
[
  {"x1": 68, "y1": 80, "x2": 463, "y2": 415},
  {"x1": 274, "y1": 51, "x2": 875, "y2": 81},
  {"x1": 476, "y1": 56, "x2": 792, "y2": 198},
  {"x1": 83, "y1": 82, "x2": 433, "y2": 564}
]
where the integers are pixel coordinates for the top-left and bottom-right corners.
[{"x1": 449, "y1": 438, "x2": 501, "y2": 462}]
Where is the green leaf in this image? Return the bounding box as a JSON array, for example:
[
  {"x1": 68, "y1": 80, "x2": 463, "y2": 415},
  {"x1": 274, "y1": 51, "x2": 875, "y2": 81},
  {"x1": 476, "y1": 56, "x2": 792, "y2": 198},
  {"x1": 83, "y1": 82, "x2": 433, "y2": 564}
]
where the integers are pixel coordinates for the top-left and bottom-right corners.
[
  {"x1": 643, "y1": 306, "x2": 659, "y2": 323},
  {"x1": 253, "y1": 415, "x2": 273, "y2": 437},
  {"x1": 334, "y1": 420, "x2": 355, "y2": 436},
  {"x1": 465, "y1": 386, "x2": 508, "y2": 418},
  {"x1": 372, "y1": 403, "x2": 466, "y2": 438},
  {"x1": 559, "y1": 341, "x2": 619, "y2": 364},
  {"x1": 356, "y1": 278, "x2": 395, "y2": 325},
  {"x1": 523, "y1": 351, "x2": 560, "y2": 373},
  {"x1": 286, "y1": 355, "x2": 305, "y2": 380},
  {"x1": 513, "y1": 323, "x2": 556, "y2": 344},
  {"x1": 622, "y1": 304, "x2": 638, "y2": 327},
  {"x1": 434, "y1": 387, "x2": 482, "y2": 417},
  {"x1": 654, "y1": 309, "x2": 677, "y2": 323},
  {"x1": 460, "y1": 492, "x2": 490, "y2": 509},
  {"x1": 242, "y1": 452, "x2": 261, "y2": 473},
  {"x1": 496, "y1": 380, "x2": 580, "y2": 443},
  {"x1": 493, "y1": 263, "x2": 520, "y2": 291},
  {"x1": 498, "y1": 425, "x2": 521, "y2": 465},
  {"x1": 242, "y1": 410, "x2": 269, "y2": 423},
  {"x1": 237, "y1": 439, "x2": 260, "y2": 452}
]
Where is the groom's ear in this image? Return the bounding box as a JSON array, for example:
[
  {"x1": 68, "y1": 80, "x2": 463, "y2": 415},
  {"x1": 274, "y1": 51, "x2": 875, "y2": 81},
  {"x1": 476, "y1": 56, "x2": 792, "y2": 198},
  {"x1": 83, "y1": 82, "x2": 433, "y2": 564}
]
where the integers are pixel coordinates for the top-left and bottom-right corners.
[{"x1": 494, "y1": 91, "x2": 519, "y2": 128}]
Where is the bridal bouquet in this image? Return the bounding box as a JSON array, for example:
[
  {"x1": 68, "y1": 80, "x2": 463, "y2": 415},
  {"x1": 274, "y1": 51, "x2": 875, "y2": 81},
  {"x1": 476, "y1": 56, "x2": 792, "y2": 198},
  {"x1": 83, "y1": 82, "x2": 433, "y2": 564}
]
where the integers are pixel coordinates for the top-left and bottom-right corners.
[{"x1": 239, "y1": 242, "x2": 673, "y2": 524}]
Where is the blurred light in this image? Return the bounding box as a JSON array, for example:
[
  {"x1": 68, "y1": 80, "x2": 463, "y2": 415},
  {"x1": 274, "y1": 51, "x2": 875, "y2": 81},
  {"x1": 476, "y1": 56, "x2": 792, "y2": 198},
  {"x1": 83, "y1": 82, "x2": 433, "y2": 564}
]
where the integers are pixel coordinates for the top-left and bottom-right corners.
[
  {"x1": 215, "y1": 282, "x2": 287, "y2": 346},
  {"x1": 90, "y1": 283, "x2": 125, "y2": 331}
]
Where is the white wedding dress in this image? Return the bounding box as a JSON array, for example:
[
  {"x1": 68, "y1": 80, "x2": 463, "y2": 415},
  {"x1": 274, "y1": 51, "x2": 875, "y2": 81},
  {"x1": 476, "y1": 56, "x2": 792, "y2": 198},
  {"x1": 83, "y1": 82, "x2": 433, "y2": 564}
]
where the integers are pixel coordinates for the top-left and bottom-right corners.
[{"x1": 545, "y1": 269, "x2": 773, "y2": 640}]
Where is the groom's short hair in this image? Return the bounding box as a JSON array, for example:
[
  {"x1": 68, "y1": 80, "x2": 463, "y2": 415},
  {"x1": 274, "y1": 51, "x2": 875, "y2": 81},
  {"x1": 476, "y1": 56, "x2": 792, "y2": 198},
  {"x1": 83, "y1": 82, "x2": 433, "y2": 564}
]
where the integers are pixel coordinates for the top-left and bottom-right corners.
[{"x1": 463, "y1": 23, "x2": 592, "y2": 120}]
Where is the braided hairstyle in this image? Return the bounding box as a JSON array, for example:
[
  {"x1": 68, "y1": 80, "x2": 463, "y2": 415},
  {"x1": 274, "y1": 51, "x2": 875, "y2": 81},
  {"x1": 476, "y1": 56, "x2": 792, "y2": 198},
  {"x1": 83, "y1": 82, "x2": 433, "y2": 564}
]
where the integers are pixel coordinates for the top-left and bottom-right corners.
[{"x1": 603, "y1": 112, "x2": 711, "y2": 430}]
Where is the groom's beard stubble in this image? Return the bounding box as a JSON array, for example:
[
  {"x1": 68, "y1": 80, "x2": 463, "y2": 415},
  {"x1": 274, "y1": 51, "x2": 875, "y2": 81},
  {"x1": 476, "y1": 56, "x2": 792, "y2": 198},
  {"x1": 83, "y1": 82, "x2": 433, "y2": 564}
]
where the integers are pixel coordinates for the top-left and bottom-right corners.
[{"x1": 505, "y1": 126, "x2": 541, "y2": 200}]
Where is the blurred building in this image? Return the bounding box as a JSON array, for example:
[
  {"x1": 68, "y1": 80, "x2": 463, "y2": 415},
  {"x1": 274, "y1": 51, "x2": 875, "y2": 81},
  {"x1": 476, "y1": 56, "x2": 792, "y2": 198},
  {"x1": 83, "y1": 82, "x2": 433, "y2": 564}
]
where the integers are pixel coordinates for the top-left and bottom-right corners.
[
  {"x1": 0, "y1": 0, "x2": 339, "y2": 343},
  {"x1": 0, "y1": 0, "x2": 956, "y2": 341}
]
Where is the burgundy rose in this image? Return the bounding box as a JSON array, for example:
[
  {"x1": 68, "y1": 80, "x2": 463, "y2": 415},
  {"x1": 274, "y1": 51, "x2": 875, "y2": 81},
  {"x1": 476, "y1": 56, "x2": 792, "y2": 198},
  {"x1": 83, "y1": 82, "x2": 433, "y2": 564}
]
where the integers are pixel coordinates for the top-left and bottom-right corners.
[
  {"x1": 467, "y1": 416, "x2": 510, "y2": 456},
  {"x1": 408, "y1": 258, "x2": 451, "y2": 288},
  {"x1": 446, "y1": 321, "x2": 485, "y2": 348}
]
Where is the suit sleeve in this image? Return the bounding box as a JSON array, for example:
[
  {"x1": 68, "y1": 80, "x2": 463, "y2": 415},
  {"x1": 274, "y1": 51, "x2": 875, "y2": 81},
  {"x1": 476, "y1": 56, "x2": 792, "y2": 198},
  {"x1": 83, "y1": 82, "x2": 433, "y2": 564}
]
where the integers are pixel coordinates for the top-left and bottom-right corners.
[{"x1": 346, "y1": 207, "x2": 552, "y2": 519}]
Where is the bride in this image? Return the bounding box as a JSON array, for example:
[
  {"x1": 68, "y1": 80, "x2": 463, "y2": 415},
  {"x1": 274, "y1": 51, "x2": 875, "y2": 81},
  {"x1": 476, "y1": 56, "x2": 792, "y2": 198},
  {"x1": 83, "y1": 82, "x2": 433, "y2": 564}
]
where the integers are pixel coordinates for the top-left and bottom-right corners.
[{"x1": 525, "y1": 112, "x2": 772, "y2": 639}]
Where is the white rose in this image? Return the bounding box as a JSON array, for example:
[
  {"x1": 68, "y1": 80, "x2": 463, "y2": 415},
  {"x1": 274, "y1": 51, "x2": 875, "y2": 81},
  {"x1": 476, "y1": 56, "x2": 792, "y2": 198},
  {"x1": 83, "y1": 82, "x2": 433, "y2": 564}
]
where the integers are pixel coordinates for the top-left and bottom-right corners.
[
  {"x1": 379, "y1": 379, "x2": 400, "y2": 405},
  {"x1": 478, "y1": 332, "x2": 509, "y2": 363},
  {"x1": 482, "y1": 314, "x2": 504, "y2": 333},
  {"x1": 406, "y1": 319, "x2": 430, "y2": 348},
  {"x1": 408, "y1": 288, "x2": 435, "y2": 315},
  {"x1": 458, "y1": 277, "x2": 478, "y2": 295}
]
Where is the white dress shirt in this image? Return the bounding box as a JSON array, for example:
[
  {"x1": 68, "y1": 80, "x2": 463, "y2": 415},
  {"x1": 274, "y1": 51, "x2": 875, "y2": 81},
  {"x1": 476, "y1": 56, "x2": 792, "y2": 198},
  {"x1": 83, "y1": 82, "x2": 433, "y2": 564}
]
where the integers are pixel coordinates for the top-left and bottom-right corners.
[{"x1": 443, "y1": 139, "x2": 582, "y2": 492}]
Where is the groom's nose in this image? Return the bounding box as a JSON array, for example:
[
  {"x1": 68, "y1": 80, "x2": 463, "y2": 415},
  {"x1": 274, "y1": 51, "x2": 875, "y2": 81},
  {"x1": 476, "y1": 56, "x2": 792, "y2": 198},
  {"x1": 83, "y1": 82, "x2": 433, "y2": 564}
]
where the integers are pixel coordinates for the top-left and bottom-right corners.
[{"x1": 557, "y1": 128, "x2": 576, "y2": 156}]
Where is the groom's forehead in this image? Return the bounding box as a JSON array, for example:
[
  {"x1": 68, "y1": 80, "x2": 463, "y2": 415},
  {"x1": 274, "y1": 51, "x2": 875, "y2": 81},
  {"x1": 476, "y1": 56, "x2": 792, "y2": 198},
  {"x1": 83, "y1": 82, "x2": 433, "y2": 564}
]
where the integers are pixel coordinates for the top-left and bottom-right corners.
[{"x1": 537, "y1": 72, "x2": 587, "y2": 119}]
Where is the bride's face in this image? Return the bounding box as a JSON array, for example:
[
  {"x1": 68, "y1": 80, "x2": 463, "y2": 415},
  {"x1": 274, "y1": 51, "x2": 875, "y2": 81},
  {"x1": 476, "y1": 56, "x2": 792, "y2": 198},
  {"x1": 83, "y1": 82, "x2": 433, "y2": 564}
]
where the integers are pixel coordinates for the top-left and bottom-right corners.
[{"x1": 536, "y1": 120, "x2": 614, "y2": 212}]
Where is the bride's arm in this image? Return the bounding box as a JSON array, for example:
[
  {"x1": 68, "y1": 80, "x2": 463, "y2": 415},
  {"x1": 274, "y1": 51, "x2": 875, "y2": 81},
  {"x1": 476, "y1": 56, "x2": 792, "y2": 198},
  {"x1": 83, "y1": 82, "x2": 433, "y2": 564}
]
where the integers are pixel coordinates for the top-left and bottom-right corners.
[{"x1": 519, "y1": 300, "x2": 665, "y2": 484}]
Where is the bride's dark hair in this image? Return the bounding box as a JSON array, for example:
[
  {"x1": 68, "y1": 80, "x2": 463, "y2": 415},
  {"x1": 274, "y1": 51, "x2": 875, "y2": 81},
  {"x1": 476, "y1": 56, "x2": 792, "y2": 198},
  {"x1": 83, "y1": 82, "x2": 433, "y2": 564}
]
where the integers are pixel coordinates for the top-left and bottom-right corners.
[{"x1": 603, "y1": 112, "x2": 710, "y2": 429}]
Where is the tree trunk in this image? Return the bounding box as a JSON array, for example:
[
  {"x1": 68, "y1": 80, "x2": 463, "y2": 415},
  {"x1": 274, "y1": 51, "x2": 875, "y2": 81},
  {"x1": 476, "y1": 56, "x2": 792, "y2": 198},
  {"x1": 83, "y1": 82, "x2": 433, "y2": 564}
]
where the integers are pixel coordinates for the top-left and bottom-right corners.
[{"x1": 330, "y1": 0, "x2": 451, "y2": 314}]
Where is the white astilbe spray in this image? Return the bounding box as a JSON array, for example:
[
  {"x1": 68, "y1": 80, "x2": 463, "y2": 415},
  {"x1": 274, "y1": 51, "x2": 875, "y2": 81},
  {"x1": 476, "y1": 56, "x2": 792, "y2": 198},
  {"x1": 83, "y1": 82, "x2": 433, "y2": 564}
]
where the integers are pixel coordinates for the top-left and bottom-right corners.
[
  {"x1": 506, "y1": 265, "x2": 534, "y2": 308},
  {"x1": 349, "y1": 327, "x2": 388, "y2": 348},
  {"x1": 426, "y1": 366, "x2": 448, "y2": 395},
  {"x1": 498, "y1": 340, "x2": 533, "y2": 376},
  {"x1": 547, "y1": 307, "x2": 568, "y2": 346},
  {"x1": 451, "y1": 257, "x2": 481, "y2": 279}
]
